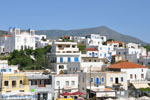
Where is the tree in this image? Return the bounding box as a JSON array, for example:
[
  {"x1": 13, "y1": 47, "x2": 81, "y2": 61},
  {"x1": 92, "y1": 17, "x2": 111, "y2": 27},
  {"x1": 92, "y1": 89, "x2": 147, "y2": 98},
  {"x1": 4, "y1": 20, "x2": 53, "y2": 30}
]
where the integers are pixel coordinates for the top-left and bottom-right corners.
[{"x1": 77, "y1": 43, "x2": 86, "y2": 53}]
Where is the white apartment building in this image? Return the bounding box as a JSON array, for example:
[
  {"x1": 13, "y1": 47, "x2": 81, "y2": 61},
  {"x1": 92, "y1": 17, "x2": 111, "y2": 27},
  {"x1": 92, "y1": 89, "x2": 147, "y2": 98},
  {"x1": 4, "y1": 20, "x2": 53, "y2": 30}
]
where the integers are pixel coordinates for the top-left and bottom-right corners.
[
  {"x1": 0, "y1": 60, "x2": 19, "y2": 73},
  {"x1": 108, "y1": 62, "x2": 148, "y2": 82},
  {"x1": 98, "y1": 45, "x2": 116, "y2": 62},
  {"x1": 85, "y1": 34, "x2": 106, "y2": 46},
  {"x1": 48, "y1": 41, "x2": 81, "y2": 74},
  {"x1": 0, "y1": 27, "x2": 36, "y2": 53},
  {"x1": 54, "y1": 74, "x2": 78, "y2": 99}
]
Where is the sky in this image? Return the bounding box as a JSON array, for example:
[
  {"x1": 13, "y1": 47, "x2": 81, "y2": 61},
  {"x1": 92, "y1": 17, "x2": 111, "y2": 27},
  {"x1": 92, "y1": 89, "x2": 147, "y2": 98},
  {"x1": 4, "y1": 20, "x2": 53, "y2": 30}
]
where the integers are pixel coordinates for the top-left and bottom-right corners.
[{"x1": 0, "y1": 0, "x2": 150, "y2": 43}]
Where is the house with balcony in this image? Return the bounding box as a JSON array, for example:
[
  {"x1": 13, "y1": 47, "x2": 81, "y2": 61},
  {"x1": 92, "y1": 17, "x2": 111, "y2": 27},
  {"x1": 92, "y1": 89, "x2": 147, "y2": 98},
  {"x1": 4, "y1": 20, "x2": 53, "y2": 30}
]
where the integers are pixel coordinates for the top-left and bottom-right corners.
[
  {"x1": 105, "y1": 71, "x2": 128, "y2": 98},
  {"x1": 1, "y1": 73, "x2": 36, "y2": 100},
  {"x1": 54, "y1": 74, "x2": 78, "y2": 99},
  {"x1": 25, "y1": 73, "x2": 54, "y2": 100},
  {"x1": 48, "y1": 41, "x2": 81, "y2": 74},
  {"x1": 78, "y1": 71, "x2": 116, "y2": 99}
]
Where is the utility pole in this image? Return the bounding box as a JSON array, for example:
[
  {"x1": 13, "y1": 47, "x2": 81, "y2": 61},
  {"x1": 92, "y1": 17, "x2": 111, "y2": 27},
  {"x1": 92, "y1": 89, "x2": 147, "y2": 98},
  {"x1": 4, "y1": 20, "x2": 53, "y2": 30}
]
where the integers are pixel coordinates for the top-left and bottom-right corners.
[{"x1": 89, "y1": 65, "x2": 92, "y2": 99}]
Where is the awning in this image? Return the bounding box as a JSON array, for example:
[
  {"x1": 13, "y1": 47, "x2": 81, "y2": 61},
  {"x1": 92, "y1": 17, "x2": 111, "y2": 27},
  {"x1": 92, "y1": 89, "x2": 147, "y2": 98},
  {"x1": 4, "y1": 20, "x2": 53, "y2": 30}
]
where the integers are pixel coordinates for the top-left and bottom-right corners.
[{"x1": 132, "y1": 83, "x2": 149, "y2": 89}]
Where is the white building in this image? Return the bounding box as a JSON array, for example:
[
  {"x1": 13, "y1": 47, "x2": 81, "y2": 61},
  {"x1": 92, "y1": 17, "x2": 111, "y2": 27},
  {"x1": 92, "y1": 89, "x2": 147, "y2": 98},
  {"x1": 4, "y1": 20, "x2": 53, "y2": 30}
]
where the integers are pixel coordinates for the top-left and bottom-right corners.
[
  {"x1": 48, "y1": 41, "x2": 81, "y2": 74},
  {"x1": 108, "y1": 62, "x2": 148, "y2": 82},
  {"x1": 72, "y1": 34, "x2": 106, "y2": 46},
  {"x1": 0, "y1": 27, "x2": 36, "y2": 53},
  {"x1": 0, "y1": 60, "x2": 19, "y2": 73},
  {"x1": 54, "y1": 74, "x2": 78, "y2": 99},
  {"x1": 35, "y1": 35, "x2": 50, "y2": 48},
  {"x1": 98, "y1": 45, "x2": 116, "y2": 62},
  {"x1": 126, "y1": 43, "x2": 140, "y2": 49},
  {"x1": 107, "y1": 41, "x2": 125, "y2": 48}
]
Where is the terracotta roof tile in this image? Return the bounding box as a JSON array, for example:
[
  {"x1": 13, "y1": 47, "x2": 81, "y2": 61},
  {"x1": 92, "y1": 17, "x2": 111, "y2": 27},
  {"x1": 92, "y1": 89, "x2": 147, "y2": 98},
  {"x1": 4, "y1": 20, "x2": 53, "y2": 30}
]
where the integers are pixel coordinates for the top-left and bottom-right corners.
[
  {"x1": 0, "y1": 35, "x2": 12, "y2": 37},
  {"x1": 86, "y1": 48, "x2": 98, "y2": 51},
  {"x1": 108, "y1": 62, "x2": 147, "y2": 69}
]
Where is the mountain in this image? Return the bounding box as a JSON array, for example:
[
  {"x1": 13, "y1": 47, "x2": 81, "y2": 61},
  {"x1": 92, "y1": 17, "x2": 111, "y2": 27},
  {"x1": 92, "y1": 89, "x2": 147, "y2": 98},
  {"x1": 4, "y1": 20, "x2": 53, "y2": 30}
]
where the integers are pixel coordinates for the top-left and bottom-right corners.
[
  {"x1": 0, "y1": 30, "x2": 8, "y2": 35},
  {"x1": 36, "y1": 26, "x2": 148, "y2": 45}
]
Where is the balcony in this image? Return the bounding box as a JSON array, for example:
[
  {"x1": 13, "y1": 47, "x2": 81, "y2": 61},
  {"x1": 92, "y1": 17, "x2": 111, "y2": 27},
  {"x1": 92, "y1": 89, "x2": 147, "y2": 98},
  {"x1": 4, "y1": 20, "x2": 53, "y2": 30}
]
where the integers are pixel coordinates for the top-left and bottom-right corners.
[{"x1": 38, "y1": 84, "x2": 46, "y2": 87}]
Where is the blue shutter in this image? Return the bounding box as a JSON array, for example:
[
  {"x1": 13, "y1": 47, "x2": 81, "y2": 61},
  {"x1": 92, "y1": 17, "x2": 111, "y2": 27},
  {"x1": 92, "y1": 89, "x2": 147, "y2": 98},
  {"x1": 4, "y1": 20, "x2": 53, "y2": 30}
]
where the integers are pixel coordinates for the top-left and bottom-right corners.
[
  {"x1": 60, "y1": 57, "x2": 63, "y2": 63},
  {"x1": 96, "y1": 78, "x2": 99, "y2": 85},
  {"x1": 104, "y1": 54, "x2": 106, "y2": 57},
  {"x1": 91, "y1": 78, "x2": 93, "y2": 82},
  {"x1": 9, "y1": 69, "x2": 12, "y2": 72},
  {"x1": 101, "y1": 77, "x2": 104, "y2": 83},
  {"x1": 68, "y1": 57, "x2": 71, "y2": 62},
  {"x1": 74, "y1": 57, "x2": 79, "y2": 62}
]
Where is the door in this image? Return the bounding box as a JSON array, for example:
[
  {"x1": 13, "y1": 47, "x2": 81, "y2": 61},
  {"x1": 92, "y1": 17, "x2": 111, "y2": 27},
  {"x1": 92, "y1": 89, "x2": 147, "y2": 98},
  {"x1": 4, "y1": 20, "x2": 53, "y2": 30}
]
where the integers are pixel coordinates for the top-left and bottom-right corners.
[{"x1": 115, "y1": 78, "x2": 118, "y2": 84}]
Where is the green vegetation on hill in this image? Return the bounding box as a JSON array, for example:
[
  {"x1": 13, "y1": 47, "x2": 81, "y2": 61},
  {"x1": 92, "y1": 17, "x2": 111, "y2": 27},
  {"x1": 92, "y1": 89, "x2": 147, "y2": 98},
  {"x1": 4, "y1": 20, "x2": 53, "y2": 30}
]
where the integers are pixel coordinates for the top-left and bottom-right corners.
[{"x1": 3, "y1": 45, "x2": 51, "y2": 70}]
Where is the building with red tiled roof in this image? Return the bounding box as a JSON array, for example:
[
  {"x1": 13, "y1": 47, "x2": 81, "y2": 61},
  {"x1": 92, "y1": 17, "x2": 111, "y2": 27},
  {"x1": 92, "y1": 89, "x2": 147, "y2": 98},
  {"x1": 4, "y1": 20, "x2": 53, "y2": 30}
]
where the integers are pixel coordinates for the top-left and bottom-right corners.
[
  {"x1": 108, "y1": 62, "x2": 147, "y2": 69},
  {"x1": 86, "y1": 48, "x2": 98, "y2": 51},
  {"x1": 108, "y1": 62, "x2": 148, "y2": 81}
]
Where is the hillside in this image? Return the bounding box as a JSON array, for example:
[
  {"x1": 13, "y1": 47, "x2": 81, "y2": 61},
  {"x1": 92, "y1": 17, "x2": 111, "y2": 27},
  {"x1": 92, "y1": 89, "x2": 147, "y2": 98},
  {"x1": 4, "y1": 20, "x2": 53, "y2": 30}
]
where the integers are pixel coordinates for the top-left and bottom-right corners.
[
  {"x1": 0, "y1": 26, "x2": 148, "y2": 45},
  {"x1": 36, "y1": 26, "x2": 148, "y2": 45}
]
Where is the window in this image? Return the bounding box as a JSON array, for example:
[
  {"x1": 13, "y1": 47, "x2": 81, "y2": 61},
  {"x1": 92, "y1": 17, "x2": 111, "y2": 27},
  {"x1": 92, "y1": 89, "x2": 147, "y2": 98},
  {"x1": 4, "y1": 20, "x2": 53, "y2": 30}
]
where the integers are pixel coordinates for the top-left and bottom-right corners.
[
  {"x1": 67, "y1": 57, "x2": 71, "y2": 62},
  {"x1": 110, "y1": 77, "x2": 113, "y2": 82},
  {"x1": 20, "y1": 90, "x2": 24, "y2": 92},
  {"x1": 101, "y1": 77, "x2": 105, "y2": 83},
  {"x1": 130, "y1": 74, "x2": 133, "y2": 79},
  {"x1": 20, "y1": 80, "x2": 23, "y2": 85},
  {"x1": 91, "y1": 78, "x2": 93, "y2": 83},
  {"x1": 4, "y1": 69, "x2": 6, "y2": 72},
  {"x1": 66, "y1": 45, "x2": 70, "y2": 48},
  {"x1": 83, "y1": 77, "x2": 84, "y2": 83},
  {"x1": 74, "y1": 57, "x2": 79, "y2": 62},
  {"x1": 94, "y1": 60, "x2": 96, "y2": 62},
  {"x1": 4, "y1": 81, "x2": 8, "y2": 86},
  {"x1": 141, "y1": 74, "x2": 144, "y2": 78},
  {"x1": 56, "y1": 81, "x2": 60, "y2": 86},
  {"x1": 71, "y1": 81, "x2": 75, "y2": 86},
  {"x1": 95, "y1": 53, "x2": 97, "y2": 55},
  {"x1": 60, "y1": 57, "x2": 63, "y2": 63},
  {"x1": 121, "y1": 77, "x2": 123, "y2": 82},
  {"x1": 108, "y1": 48, "x2": 110, "y2": 51},
  {"x1": 100, "y1": 54, "x2": 102, "y2": 57},
  {"x1": 72, "y1": 45, "x2": 76, "y2": 48},
  {"x1": 66, "y1": 81, "x2": 69, "y2": 86},
  {"x1": 96, "y1": 78, "x2": 99, "y2": 85},
  {"x1": 59, "y1": 65, "x2": 64, "y2": 69},
  {"x1": 12, "y1": 81, "x2": 16, "y2": 87},
  {"x1": 9, "y1": 69, "x2": 12, "y2": 72},
  {"x1": 141, "y1": 69, "x2": 143, "y2": 72},
  {"x1": 104, "y1": 54, "x2": 106, "y2": 57},
  {"x1": 100, "y1": 47, "x2": 102, "y2": 50},
  {"x1": 89, "y1": 53, "x2": 91, "y2": 55},
  {"x1": 89, "y1": 60, "x2": 91, "y2": 62}
]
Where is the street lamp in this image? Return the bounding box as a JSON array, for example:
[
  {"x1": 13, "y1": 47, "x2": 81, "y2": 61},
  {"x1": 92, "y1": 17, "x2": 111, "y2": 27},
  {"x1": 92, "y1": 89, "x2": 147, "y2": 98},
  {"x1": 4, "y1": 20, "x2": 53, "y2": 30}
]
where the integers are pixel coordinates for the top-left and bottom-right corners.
[{"x1": 89, "y1": 65, "x2": 92, "y2": 99}]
